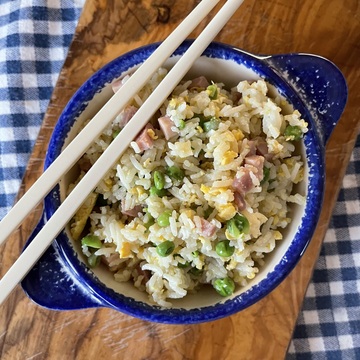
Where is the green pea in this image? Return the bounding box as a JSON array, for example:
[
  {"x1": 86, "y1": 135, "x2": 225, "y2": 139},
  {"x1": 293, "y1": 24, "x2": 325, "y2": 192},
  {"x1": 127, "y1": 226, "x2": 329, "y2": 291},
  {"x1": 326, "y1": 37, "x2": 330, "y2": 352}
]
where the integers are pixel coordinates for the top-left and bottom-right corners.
[
  {"x1": 215, "y1": 240, "x2": 235, "y2": 257},
  {"x1": 156, "y1": 240, "x2": 175, "y2": 257},
  {"x1": 226, "y1": 213, "x2": 250, "y2": 238},
  {"x1": 112, "y1": 129, "x2": 121, "y2": 139},
  {"x1": 144, "y1": 216, "x2": 155, "y2": 229},
  {"x1": 149, "y1": 186, "x2": 168, "y2": 197},
  {"x1": 81, "y1": 235, "x2": 102, "y2": 249},
  {"x1": 153, "y1": 170, "x2": 165, "y2": 190},
  {"x1": 207, "y1": 84, "x2": 218, "y2": 100},
  {"x1": 260, "y1": 166, "x2": 270, "y2": 185},
  {"x1": 178, "y1": 119, "x2": 186, "y2": 130},
  {"x1": 157, "y1": 210, "x2": 172, "y2": 227},
  {"x1": 213, "y1": 277, "x2": 235, "y2": 297},
  {"x1": 166, "y1": 166, "x2": 184, "y2": 181},
  {"x1": 192, "y1": 250, "x2": 200, "y2": 258},
  {"x1": 87, "y1": 253, "x2": 101, "y2": 268},
  {"x1": 284, "y1": 125, "x2": 303, "y2": 141},
  {"x1": 202, "y1": 117, "x2": 220, "y2": 132}
]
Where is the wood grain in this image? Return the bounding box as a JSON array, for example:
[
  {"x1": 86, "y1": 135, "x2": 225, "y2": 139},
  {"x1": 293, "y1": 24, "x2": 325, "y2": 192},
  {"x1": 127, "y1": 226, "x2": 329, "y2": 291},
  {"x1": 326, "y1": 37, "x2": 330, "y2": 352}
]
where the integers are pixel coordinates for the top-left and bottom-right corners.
[{"x1": 1, "y1": 0, "x2": 360, "y2": 359}]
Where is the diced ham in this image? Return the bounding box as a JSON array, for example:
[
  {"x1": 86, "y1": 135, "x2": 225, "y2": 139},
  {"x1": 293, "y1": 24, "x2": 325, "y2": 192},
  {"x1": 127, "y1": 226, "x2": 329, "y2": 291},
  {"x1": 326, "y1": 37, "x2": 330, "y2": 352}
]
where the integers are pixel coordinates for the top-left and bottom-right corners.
[
  {"x1": 121, "y1": 201, "x2": 142, "y2": 217},
  {"x1": 134, "y1": 123, "x2": 155, "y2": 152},
  {"x1": 232, "y1": 156, "x2": 264, "y2": 196},
  {"x1": 246, "y1": 140, "x2": 257, "y2": 156},
  {"x1": 116, "y1": 105, "x2": 137, "y2": 128},
  {"x1": 158, "y1": 115, "x2": 177, "y2": 140},
  {"x1": 111, "y1": 74, "x2": 130, "y2": 93},
  {"x1": 254, "y1": 137, "x2": 268, "y2": 156},
  {"x1": 189, "y1": 76, "x2": 209, "y2": 89},
  {"x1": 253, "y1": 137, "x2": 273, "y2": 161},
  {"x1": 194, "y1": 216, "x2": 217, "y2": 237},
  {"x1": 244, "y1": 155, "x2": 264, "y2": 180},
  {"x1": 233, "y1": 191, "x2": 246, "y2": 211},
  {"x1": 232, "y1": 168, "x2": 254, "y2": 195}
]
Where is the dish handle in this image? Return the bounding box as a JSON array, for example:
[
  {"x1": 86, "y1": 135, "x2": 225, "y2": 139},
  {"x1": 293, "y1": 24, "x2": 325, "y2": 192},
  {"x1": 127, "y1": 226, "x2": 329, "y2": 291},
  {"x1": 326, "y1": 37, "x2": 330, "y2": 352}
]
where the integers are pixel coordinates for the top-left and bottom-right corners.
[
  {"x1": 21, "y1": 213, "x2": 105, "y2": 311},
  {"x1": 264, "y1": 53, "x2": 348, "y2": 145}
]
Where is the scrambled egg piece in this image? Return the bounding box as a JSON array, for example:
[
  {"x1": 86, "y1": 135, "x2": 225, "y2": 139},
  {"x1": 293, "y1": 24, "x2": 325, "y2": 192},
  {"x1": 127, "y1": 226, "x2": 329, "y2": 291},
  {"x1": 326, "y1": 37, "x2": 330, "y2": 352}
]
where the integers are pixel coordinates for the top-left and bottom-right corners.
[
  {"x1": 70, "y1": 192, "x2": 98, "y2": 241},
  {"x1": 147, "y1": 128, "x2": 158, "y2": 140},
  {"x1": 221, "y1": 150, "x2": 238, "y2": 165},
  {"x1": 200, "y1": 184, "x2": 211, "y2": 194},
  {"x1": 169, "y1": 98, "x2": 177, "y2": 108},
  {"x1": 200, "y1": 185, "x2": 229, "y2": 198},
  {"x1": 232, "y1": 129, "x2": 244, "y2": 141},
  {"x1": 196, "y1": 126, "x2": 204, "y2": 133},
  {"x1": 216, "y1": 204, "x2": 237, "y2": 221},
  {"x1": 222, "y1": 131, "x2": 238, "y2": 152},
  {"x1": 170, "y1": 140, "x2": 193, "y2": 158},
  {"x1": 200, "y1": 185, "x2": 236, "y2": 221},
  {"x1": 130, "y1": 185, "x2": 146, "y2": 197},
  {"x1": 119, "y1": 242, "x2": 132, "y2": 258},
  {"x1": 180, "y1": 209, "x2": 196, "y2": 218}
]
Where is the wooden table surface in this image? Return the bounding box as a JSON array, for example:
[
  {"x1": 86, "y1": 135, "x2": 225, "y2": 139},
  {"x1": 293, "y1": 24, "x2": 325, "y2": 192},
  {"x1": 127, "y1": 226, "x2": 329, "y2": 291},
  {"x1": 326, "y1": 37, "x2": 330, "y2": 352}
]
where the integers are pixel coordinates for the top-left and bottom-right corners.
[{"x1": 1, "y1": 0, "x2": 359, "y2": 359}]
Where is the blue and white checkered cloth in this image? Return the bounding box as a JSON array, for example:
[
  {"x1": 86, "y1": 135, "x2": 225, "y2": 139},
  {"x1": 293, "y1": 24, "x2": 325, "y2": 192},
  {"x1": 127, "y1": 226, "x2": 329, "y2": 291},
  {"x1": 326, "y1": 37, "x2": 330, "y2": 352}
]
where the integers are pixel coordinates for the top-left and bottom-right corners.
[
  {"x1": 0, "y1": 1, "x2": 359, "y2": 358},
  {"x1": 0, "y1": 0, "x2": 83, "y2": 219},
  {"x1": 288, "y1": 137, "x2": 360, "y2": 359}
]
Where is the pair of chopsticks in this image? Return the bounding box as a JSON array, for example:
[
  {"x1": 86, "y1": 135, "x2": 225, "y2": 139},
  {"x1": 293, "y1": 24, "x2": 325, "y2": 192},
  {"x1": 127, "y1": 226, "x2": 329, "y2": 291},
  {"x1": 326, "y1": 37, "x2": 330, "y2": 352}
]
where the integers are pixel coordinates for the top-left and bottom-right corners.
[{"x1": 0, "y1": 0, "x2": 245, "y2": 305}]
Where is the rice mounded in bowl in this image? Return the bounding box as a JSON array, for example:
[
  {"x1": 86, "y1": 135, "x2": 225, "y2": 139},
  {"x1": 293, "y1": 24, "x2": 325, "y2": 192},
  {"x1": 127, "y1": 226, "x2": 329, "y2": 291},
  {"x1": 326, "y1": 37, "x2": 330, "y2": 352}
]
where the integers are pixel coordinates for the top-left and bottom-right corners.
[{"x1": 68, "y1": 68, "x2": 308, "y2": 308}]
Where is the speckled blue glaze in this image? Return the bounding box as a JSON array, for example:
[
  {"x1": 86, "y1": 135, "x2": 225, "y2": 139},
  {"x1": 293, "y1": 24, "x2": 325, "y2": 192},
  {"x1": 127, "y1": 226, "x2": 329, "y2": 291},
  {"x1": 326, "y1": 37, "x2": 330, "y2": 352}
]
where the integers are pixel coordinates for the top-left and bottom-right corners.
[{"x1": 21, "y1": 41, "x2": 347, "y2": 324}]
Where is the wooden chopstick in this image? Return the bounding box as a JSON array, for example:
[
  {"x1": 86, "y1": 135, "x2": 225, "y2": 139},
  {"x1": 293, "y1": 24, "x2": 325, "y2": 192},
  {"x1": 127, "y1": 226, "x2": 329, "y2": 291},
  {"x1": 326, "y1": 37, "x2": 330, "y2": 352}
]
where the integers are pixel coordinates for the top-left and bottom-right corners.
[
  {"x1": 0, "y1": 0, "x2": 245, "y2": 305},
  {"x1": 0, "y1": 0, "x2": 220, "y2": 249}
]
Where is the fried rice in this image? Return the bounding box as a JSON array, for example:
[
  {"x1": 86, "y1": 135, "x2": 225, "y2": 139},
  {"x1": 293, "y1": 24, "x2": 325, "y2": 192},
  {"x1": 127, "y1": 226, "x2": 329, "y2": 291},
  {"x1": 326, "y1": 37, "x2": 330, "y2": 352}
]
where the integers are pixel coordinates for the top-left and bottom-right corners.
[{"x1": 68, "y1": 68, "x2": 308, "y2": 307}]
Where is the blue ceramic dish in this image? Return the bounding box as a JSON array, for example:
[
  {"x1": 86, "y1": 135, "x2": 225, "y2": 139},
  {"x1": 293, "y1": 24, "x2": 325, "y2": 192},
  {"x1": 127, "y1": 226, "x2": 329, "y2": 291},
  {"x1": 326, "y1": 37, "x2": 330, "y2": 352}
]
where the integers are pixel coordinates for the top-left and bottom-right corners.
[{"x1": 21, "y1": 41, "x2": 347, "y2": 324}]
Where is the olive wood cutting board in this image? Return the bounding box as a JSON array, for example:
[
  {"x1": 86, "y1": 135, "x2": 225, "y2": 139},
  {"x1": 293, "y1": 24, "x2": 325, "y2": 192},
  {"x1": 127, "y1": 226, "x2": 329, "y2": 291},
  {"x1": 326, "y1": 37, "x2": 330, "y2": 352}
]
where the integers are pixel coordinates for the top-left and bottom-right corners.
[{"x1": 1, "y1": 0, "x2": 359, "y2": 359}]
